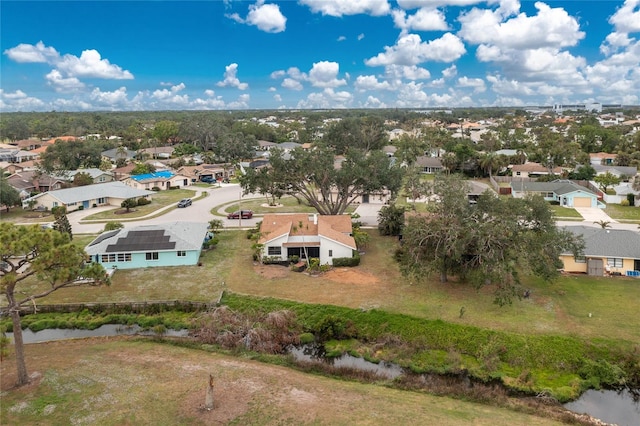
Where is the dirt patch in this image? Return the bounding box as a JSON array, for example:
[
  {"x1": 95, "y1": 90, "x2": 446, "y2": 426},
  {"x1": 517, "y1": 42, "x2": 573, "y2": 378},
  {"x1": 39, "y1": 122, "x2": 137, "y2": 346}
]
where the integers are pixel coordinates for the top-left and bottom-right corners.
[
  {"x1": 114, "y1": 209, "x2": 137, "y2": 215},
  {"x1": 254, "y1": 264, "x2": 291, "y2": 279},
  {"x1": 323, "y1": 267, "x2": 380, "y2": 285}
]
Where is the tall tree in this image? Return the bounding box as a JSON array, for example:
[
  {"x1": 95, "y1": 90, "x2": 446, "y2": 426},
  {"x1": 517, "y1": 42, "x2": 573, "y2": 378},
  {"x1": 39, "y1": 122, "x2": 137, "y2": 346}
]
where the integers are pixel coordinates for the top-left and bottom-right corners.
[
  {"x1": 0, "y1": 223, "x2": 109, "y2": 385},
  {"x1": 594, "y1": 172, "x2": 620, "y2": 192},
  {"x1": 52, "y1": 206, "x2": 73, "y2": 240},
  {"x1": 322, "y1": 116, "x2": 388, "y2": 154},
  {"x1": 241, "y1": 146, "x2": 403, "y2": 215},
  {"x1": 1, "y1": 175, "x2": 22, "y2": 212},
  {"x1": 398, "y1": 175, "x2": 583, "y2": 305}
]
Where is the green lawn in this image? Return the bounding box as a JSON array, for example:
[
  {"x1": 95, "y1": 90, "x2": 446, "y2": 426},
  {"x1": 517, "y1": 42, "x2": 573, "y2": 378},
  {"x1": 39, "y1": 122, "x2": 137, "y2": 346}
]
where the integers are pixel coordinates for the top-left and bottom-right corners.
[
  {"x1": 604, "y1": 203, "x2": 640, "y2": 222},
  {"x1": 217, "y1": 195, "x2": 357, "y2": 216},
  {"x1": 549, "y1": 205, "x2": 583, "y2": 218},
  {"x1": 81, "y1": 188, "x2": 198, "y2": 220}
]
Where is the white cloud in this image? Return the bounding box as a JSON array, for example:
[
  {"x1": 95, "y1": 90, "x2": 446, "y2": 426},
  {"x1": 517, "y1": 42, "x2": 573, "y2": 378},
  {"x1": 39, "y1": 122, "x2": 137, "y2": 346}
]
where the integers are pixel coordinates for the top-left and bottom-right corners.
[
  {"x1": 297, "y1": 88, "x2": 353, "y2": 109},
  {"x1": 363, "y1": 95, "x2": 387, "y2": 108},
  {"x1": 457, "y1": 76, "x2": 486, "y2": 93},
  {"x1": 458, "y1": 2, "x2": 585, "y2": 50},
  {"x1": 228, "y1": 93, "x2": 251, "y2": 109},
  {"x1": 609, "y1": 0, "x2": 640, "y2": 33},
  {"x1": 358, "y1": 33, "x2": 365, "y2": 41},
  {"x1": 152, "y1": 83, "x2": 187, "y2": 100},
  {"x1": 4, "y1": 41, "x2": 59, "y2": 63},
  {"x1": 56, "y1": 49, "x2": 134, "y2": 79},
  {"x1": 45, "y1": 70, "x2": 85, "y2": 92},
  {"x1": 90, "y1": 87, "x2": 130, "y2": 106},
  {"x1": 273, "y1": 94, "x2": 282, "y2": 102},
  {"x1": 270, "y1": 70, "x2": 286, "y2": 79},
  {"x1": 392, "y1": 7, "x2": 449, "y2": 33},
  {"x1": 355, "y1": 75, "x2": 392, "y2": 91},
  {"x1": 0, "y1": 89, "x2": 46, "y2": 112},
  {"x1": 442, "y1": 64, "x2": 457, "y2": 79},
  {"x1": 204, "y1": 89, "x2": 216, "y2": 97},
  {"x1": 300, "y1": 0, "x2": 390, "y2": 17},
  {"x1": 337, "y1": 36, "x2": 347, "y2": 42},
  {"x1": 217, "y1": 63, "x2": 249, "y2": 90},
  {"x1": 384, "y1": 64, "x2": 431, "y2": 80},
  {"x1": 366, "y1": 33, "x2": 465, "y2": 66},
  {"x1": 247, "y1": 2, "x2": 287, "y2": 33},
  {"x1": 282, "y1": 78, "x2": 304, "y2": 90},
  {"x1": 308, "y1": 61, "x2": 347, "y2": 88}
]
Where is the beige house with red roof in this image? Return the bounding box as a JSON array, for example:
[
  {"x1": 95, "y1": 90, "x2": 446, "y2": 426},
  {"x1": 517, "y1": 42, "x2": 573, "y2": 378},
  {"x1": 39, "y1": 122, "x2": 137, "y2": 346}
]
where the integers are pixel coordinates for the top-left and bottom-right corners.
[
  {"x1": 511, "y1": 162, "x2": 563, "y2": 178},
  {"x1": 258, "y1": 213, "x2": 356, "y2": 265}
]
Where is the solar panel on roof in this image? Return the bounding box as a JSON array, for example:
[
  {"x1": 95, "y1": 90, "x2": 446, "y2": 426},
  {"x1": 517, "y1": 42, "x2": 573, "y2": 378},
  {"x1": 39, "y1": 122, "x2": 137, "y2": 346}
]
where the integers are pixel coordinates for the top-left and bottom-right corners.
[
  {"x1": 105, "y1": 229, "x2": 176, "y2": 253},
  {"x1": 89, "y1": 229, "x2": 121, "y2": 246}
]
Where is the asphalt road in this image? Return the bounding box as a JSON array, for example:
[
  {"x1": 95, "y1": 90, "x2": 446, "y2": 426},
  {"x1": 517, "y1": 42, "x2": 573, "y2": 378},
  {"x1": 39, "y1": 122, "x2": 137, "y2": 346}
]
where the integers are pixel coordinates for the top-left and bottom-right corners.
[{"x1": 69, "y1": 183, "x2": 264, "y2": 234}]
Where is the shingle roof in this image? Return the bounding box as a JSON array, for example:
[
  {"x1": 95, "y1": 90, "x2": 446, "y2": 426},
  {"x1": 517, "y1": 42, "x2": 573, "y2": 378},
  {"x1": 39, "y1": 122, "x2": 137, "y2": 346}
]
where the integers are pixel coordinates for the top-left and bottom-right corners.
[
  {"x1": 562, "y1": 226, "x2": 640, "y2": 259},
  {"x1": 511, "y1": 180, "x2": 596, "y2": 196},
  {"x1": 25, "y1": 181, "x2": 154, "y2": 204},
  {"x1": 259, "y1": 213, "x2": 356, "y2": 250},
  {"x1": 85, "y1": 222, "x2": 208, "y2": 255}
]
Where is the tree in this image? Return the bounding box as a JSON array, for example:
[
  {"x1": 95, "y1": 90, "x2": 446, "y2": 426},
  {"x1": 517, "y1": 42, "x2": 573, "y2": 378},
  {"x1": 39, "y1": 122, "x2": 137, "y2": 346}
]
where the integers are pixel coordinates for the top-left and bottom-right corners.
[
  {"x1": 52, "y1": 206, "x2": 73, "y2": 240},
  {"x1": 478, "y1": 153, "x2": 506, "y2": 178},
  {"x1": 152, "y1": 120, "x2": 179, "y2": 145},
  {"x1": 594, "y1": 172, "x2": 620, "y2": 192},
  {"x1": 72, "y1": 172, "x2": 93, "y2": 187},
  {"x1": 377, "y1": 205, "x2": 406, "y2": 236},
  {"x1": 593, "y1": 220, "x2": 612, "y2": 229},
  {"x1": 131, "y1": 162, "x2": 155, "y2": 175},
  {"x1": 240, "y1": 165, "x2": 286, "y2": 207},
  {"x1": 0, "y1": 223, "x2": 109, "y2": 385},
  {"x1": 403, "y1": 166, "x2": 431, "y2": 207},
  {"x1": 121, "y1": 198, "x2": 137, "y2": 212},
  {"x1": 1, "y1": 175, "x2": 22, "y2": 212},
  {"x1": 398, "y1": 174, "x2": 583, "y2": 305},
  {"x1": 568, "y1": 164, "x2": 596, "y2": 181},
  {"x1": 322, "y1": 116, "x2": 388, "y2": 155},
  {"x1": 241, "y1": 146, "x2": 403, "y2": 215}
]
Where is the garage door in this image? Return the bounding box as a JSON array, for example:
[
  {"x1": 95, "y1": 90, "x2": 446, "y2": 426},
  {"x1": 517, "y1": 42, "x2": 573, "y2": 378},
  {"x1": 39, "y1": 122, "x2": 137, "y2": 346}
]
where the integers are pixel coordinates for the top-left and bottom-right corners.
[
  {"x1": 573, "y1": 197, "x2": 592, "y2": 207},
  {"x1": 587, "y1": 258, "x2": 603, "y2": 276}
]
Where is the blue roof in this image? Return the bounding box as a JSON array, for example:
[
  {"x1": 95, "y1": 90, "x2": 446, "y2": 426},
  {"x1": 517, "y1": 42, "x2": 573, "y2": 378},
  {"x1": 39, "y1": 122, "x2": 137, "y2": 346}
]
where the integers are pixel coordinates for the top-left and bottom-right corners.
[{"x1": 130, "y1": 170, "x2": 174, "y2": 181}]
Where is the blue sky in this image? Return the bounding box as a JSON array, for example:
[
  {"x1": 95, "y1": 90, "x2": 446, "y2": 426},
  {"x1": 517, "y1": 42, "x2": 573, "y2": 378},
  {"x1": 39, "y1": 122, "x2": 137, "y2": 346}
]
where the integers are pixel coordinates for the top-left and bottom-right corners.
[{"x1": 1, "y1": 1, "x2": 639, "y2": 112}]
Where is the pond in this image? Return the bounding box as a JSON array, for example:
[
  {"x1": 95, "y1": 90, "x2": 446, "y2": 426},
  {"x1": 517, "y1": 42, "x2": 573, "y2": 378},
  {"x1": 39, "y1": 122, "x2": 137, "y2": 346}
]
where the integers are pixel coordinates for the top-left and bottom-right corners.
[
  {"x1": 8, "y1": 328, "x2": 639, "y2": 424},
  {"x1": 563, "y1": 388, "x2": 640, "y2": 426},
  {"x1": 7, "y1": 324, "x2": 189, "y2": 343}
]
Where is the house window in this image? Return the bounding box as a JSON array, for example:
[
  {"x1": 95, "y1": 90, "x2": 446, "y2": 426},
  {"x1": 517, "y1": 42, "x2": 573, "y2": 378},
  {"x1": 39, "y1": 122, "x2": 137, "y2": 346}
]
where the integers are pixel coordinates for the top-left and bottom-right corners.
[
  {"x1": 515, "y1": 171, "x2": 521, "y2": 176},
  {"x1": 146, "y1": 252, "x2": 159, "y2": 261},
  {"x1": 329, "y1": 250, "x2": 333, "y2": 257},
  {"x1": 177, "y1": 251, "x2": 186, "y2": 257},
  {"x1": 117, "y1": 253, "x2": 131, "y2": 262},
  {"x1": 267, "y1": 246, "x2": 281, "y2": 255},
  {"x1": 97, "y1": 197, "x2": 106, "y2": 204},
  {"x1": 101, "y1": 254, "x2": 116, "y2": 262},
  {"x1": 574, "y1": 256, "x2": 586, "y2": 263},
  {"x1": 607, "y1": 258, "x2": 623, "y2": 268}
]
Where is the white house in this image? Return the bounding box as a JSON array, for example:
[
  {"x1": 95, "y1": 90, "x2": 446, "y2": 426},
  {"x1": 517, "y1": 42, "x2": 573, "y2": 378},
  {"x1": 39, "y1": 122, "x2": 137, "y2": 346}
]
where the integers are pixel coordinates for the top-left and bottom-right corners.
[
  {"x1": 258, "y1": 213, "x2": 357, "y2": 265},
  {"x1": 22, "y1": 181, "x2": 154, "y2": 211}
]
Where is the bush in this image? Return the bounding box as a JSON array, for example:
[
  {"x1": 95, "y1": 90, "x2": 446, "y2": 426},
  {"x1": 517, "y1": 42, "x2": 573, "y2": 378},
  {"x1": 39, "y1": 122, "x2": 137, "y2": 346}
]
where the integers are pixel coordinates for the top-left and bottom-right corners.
[
  {"x1": 137, "y1": 197, "x2": 151, "y2": 206},
  {"x1": 620, "y1": 199, "x2": 630, "y2": 206},
  {"x1": 332, "y1": 252, "x2": 361, "y2": 267},
  {"x1": 627, "y1": 193, "x2": 636, "y2": 206},
  {"x1": 152, "y1": 187, "x2": 161, "y2": 191}
]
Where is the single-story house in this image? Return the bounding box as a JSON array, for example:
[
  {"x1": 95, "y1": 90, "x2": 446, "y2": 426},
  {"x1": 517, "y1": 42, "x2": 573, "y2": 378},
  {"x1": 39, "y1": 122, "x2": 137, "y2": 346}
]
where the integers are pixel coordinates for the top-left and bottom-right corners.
[
  {"x1": 511, "y1": 162, "x2": 563, "y2": 178},
  {"x1": 415, "y1": 156, "x2": 444, "y2": 174},
  {"x1": 592, "y1": 164, "x2": 637, "y2": 180},
  {"x1": 22, "y1": 181, "x2": 154, "y2": 210},
  {"x1": 589, "y1": 152, "x2": 617, "y2": 166},
  {"x1": 101, "y1": 147, "x2": 137, "y2": 163},
  {"x1": 258, "y1": 213, "x2": 357, "y2": 265},
  {"x1": 511, "y1": 180, "x2": 602, "y2": 208},
  {"x1": 139, "y1": 146, "x2": 175, "y2": 159},
  {"x1": 55, "y1": 168, "x2": 115, "y2": 184},
  {"x1": 85, "y1": 222, "x2": 209, "y2": 270},
  {"x1": 7, "y1": 170, "x2": 66, "y2": 194},
  {"x1": 124, "y1": 170, "x2": 190, "y2": 190},
  {"x1": 560, "y1": 226, "x2": 640, "y2": 276}
]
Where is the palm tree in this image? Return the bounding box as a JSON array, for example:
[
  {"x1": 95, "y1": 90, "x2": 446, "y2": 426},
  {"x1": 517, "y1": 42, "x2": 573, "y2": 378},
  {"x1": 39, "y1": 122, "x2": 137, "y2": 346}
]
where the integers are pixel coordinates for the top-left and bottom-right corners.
[{"x1": 593, "y1": 220, "x2": 611, "y2": 229}]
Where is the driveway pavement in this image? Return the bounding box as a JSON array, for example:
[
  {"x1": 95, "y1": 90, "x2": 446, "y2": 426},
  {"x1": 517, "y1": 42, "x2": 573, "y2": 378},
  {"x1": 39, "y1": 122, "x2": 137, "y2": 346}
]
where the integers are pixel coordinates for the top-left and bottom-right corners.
[
  {"x1": 354, "y1": 203, "x2": 384, "y2": 227},
  {"x1": 573, "y1": 207, "x2": 617, "y2": 224}
]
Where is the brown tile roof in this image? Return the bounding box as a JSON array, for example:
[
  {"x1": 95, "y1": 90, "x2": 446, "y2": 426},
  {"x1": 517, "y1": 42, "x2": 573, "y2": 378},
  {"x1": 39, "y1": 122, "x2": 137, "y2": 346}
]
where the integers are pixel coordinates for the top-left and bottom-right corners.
[
  {"x1": 259, "y1": 213, "x2": 356, "y2": 249},
  {"x1": 512, "y1": 162, "x2": 562, "y2": 173}
]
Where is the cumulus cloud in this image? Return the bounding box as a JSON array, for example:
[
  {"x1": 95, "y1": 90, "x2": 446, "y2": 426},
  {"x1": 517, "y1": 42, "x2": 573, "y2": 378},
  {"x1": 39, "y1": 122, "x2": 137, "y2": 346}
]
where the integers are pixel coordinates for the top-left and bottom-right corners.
[
  {"x1": 300, "y1": 0, "x2": 390, "y2": 17},
  {"x1": 152, "y1": 83, "x2": 187, "y2": 100},
  {"x1": 358, "y1": 33, "x2": 365, "y2": 41},
  {"x1": 282, "y1": 78, "x2": 304, "y2": 90},
  {"x1": 217, "y1": 63, "x2": 249, "y2": 90},
  {"x1": 4, "y1": 41, "x2": 59, "y2": 63},
  {"x1": 458, "y1": 2, "x2": 585, "y2": 50},
  {"x1": 90, "y1": 87, "x2": 130, "y2": 106},
  {"x1": 0, "y1": 89, "x2": 46, "y2": 112},
  {"x1": 355, "y1": 75, "x2": 392, "y2": 91},
  {"x1": 337, "y1": 35, "x2": 347, "y2": 42},
  {"x1": 457, "y1": 76, "x2": 486, "y2": 93},
  {"x1": 308, "y1": 61, "x2": 347, "y2": 88},
  {"x1": 297, "y1": 88, "x2": 353, "y2": 109},
  {"x1": 366, "y1": 33, "x2": 466, "y2": 66},
  {"x1": 228, "y1": 1, "x2": 287, "y2": 33},
  {"x1": 392, "y1": 7, "x2": 449, "y2": 33},
  {"x1": 363, "y1": 95, "x2": 387, "y2": 108},
  {"x1": 384, "y1": 64, "x2": 431, "y2": 80},
  {"x1": 608, "y1": 0, "x2": 640, "y2": 33},
  {"x1": 442, "y1": 64, "x2": 457, "y2": 79},
  {"x1": 45, "y1": 70, "x2": 85, "y2": 92}
]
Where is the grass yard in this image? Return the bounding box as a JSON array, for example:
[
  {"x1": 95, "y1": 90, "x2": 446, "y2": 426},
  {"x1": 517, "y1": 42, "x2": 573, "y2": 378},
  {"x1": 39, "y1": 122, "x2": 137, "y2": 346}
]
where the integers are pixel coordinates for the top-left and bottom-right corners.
[
  {"x1": 604, "y1": 203, "x2": 640, "y2": 222},
  {"x1": 0, "y1": 209, "x2": 54, "y2": 224},
  {"x1": 15, "y1": 230, "x2": 639, "y2": 344},
  {"x1": 217, "y1": 195, "x2": 357, "y2": 216},
  {"x1": 0, "y1": 339, "x2": 566, "y2": 426},
  {"x1": 81, "y1": 188, "x2": 199, "y2": 220},
  {"x1": 549, "y1": 205, "x2": 583, "y2": 219}
]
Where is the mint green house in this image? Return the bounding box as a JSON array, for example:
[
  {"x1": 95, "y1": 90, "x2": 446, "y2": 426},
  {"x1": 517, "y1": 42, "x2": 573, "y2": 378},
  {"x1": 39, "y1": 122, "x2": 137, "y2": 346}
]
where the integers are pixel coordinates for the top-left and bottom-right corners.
[{"x1": 85, "y1": 222, "x2": 209, "y2": 270}]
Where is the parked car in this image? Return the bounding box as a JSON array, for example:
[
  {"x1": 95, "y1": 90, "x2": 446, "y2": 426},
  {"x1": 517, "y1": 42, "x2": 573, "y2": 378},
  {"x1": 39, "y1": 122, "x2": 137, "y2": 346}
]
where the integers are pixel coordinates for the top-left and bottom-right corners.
[
  {"x1": 227, "y1": 210, "x2": 253, "y2": 219},
  {"x1": 200, "y1": 176, "x2": 215, "y2": 183},
  {"x1": 177, "y1": 198, "x2": 192, "y2": 208}
]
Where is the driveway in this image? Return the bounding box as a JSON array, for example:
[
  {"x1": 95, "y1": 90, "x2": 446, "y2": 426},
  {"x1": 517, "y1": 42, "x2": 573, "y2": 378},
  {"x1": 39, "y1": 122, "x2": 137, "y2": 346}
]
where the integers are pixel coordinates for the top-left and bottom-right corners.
[
  {"x1": 574, "y1": 207, "x2": 617, "y2": 224},
  {"x1": 354, "y1": 203, "x2": 383, "y2": 227}
]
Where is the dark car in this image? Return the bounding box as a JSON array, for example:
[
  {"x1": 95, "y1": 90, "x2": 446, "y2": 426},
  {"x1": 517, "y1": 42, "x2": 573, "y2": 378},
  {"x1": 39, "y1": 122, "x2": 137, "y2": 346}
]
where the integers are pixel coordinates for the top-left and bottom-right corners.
[
  {"x1": 177, "y1": 198, "x2": 192, "y2": 208},
  {"x1": 200, "y1": 176, "x2": 215, "y2": 183},
  {"x1": 227, "y1": 210, "x2": 253, "y2": 219}
]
